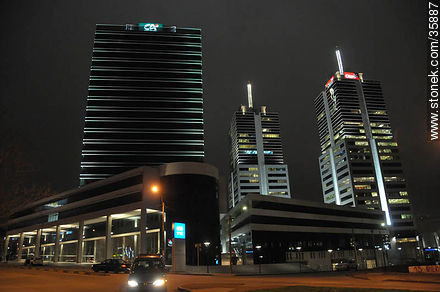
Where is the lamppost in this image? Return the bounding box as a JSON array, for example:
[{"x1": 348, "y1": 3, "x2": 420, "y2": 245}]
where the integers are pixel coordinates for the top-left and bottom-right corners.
[
  {"x1": 151, "y1": 185, "x2": 165, "y2": 258},
  {"x1": 195, "y1": 243, "x2": 202, "y2": 266},
  {"x1": 328, "y1": 249, "x2": 333, "y2": 271},
  {"x1": 204, "y1": 241, "x2": 210, "y2": 273},
  {"x1": 358, "y1": 248, "x2": 363, "y2": 269},
  {"x1": 256, "y1": 245, "x2": 262, "y2": 274},
  {"x1": 296, "y1": 247, "x2": 302, "y2": 272}
]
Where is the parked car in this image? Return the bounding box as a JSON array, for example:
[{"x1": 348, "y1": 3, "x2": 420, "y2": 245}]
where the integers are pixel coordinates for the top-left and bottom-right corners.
[
  {"x1": 24, "y1": 256, "x2": 43, "y2": 266},
  {"x1": 92, "y1": 259, "x2": 130, "y2": 273},
  {"x1": 334, "y1": 259, "x2": 357, "y2": 271},
  {"x1": 127, "y1": 254, "x2": 167, "y2": 291}
]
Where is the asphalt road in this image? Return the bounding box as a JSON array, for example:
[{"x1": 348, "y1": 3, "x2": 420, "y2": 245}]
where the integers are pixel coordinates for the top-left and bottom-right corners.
[{"x1": 0, "y1": 267, "x2": 439, "y2": 291}]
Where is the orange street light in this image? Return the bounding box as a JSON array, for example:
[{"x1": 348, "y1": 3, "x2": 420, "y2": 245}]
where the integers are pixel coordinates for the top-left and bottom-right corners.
[{"x1": 150, "y1": 184, "x2": 164, "y2": 258}]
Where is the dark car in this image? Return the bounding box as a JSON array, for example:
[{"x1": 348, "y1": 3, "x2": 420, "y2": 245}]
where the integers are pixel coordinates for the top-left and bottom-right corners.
[
  {"x1": 92, "y1": 259, "x2": 130, "y2": 273},
  {"x1": 24, "y1": 256, "x2": 43, "y2": 266},
  {"x1": 127, "y1": 254, "x2": 167, "y2": 291},
  {"x1": 334, "y1": 259, "x2": 357, "y2": 271}
]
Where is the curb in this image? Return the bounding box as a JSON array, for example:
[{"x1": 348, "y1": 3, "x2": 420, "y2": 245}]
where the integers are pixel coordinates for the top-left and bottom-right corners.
[
  {"x1": 177, "y1": 287, "x2": 192, "y2": 292},
  {"x1": 13, "y1": 265, "x2": 110, "y2": 276}
]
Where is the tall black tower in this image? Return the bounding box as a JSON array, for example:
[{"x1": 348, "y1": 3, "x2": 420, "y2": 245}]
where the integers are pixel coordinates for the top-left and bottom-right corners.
[
  {"x1": 80, "y1": 23, "x2": 204, "y2": 185},
  {"x1": 314, "y1": 48, "x2": 415, "y2": 239}
]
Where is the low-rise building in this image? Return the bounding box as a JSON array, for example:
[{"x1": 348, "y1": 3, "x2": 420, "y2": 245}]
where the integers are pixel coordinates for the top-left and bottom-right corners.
[
  {"x1": 220, "y1": 194, "x2": 389, "y2": 270},
  {"x1": 2, "y1": 162, "x2": 220, "y2": 266}
]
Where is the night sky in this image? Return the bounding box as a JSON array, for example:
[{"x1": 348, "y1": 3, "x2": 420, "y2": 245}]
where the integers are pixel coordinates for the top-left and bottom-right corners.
[{"x1": 1, "y1": 1, "x2": 438, "y2": 217}]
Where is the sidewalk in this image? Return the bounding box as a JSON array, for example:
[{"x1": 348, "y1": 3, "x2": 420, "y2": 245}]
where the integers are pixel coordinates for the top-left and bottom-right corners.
[{"x1": 0, "y1": 261, "x2": 107, "y2": 276}]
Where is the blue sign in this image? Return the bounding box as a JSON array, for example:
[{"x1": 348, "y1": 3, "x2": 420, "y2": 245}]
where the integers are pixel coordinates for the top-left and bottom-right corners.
[{"x1": 174, "y1": 222, "x2": 186, "y2": 239}]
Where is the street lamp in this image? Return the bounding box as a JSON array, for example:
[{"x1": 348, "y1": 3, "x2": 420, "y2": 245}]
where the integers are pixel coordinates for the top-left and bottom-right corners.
[
  {"x1": 256, "y1": 245, "x2": 262, "y2": 274},
  {"x1": 296, "y1": 247, "x2": 302, "y2": 272},
  {"x1": 204, "y1": 241, "x2": 211, "y2": 273},
  {"x1": 151, "y1": 185, "x2": 165, "y2": 258}
]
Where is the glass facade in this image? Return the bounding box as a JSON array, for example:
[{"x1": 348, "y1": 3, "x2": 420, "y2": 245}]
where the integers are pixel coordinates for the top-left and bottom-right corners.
[
  {"x1": 315, "y1": 71, "x2": 415, "y2": 239},
  {"x1": 80, "y1": 24, "x2": 204, "y2": 185},
  {"x1": 4, "y1": 163, "x2": 219, "y2": 267}
]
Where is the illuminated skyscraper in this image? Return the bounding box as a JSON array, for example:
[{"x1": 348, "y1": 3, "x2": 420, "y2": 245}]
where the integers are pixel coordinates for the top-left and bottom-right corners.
[
  {"x1": 80, "y1": 23, "x2": 204, "y2": 185},
  {"x1": 228, "y1": 82, "x2": 291, "y2": 208},
  {"x1": 314, "y1": 49, "x2": 415, "y2": 238}
]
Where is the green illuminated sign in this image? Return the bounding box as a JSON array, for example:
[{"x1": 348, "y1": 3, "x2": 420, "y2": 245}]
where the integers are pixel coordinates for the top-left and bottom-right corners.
[{"x1": 138, "y1": 23, "x2": 163, "y2": 32}]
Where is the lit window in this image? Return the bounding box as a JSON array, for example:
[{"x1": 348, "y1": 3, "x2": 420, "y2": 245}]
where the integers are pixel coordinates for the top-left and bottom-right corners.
[
  {"x1": 267, "y1": 167, "x2": 286, "y2": 171},
  {"x1": 339, "y1": 179, "x2": 350, "y2": 187},
  {"x1": 401, "y1": 214, "x2": 413, "y2": 220},
  {"x1": 371, "y1": 192, "x2": 378, "y2": 197},
  {"x1": 238, "y1": 139, "x2": 249, "y2": 143},
  {"x1": 344, "y1": 121, "x2": 363, "y2": 126},
  {"x1": 380, "y1": 155, "x2": 394, "y2": 160},
  {"x1": 344, "y1": 135, "x2": 367, "y2": 139},
  {"x1": 269, "y1": 192, "x2": 287, "y2": 196},
  {"x1": 379, "y1": 149, "x2": 392, "y2": 153},
  {"x1": 384, "y1": 177, "x2": 405, "y2": 182},
  {"x1": 355, "y1": 141, "x2": 369, "y2": 146},
  {"x1": 262, "y1": 134, "x2": 280, "y2": 138},
  {"x1": 240, "y1": 173, "x2": 259, "y2": 177},
  {"x1": 262, "y1": 128, "x2": 271, "y2": 132},
  {"x1": 372, "y1": 111, "x2": 387, "y2": 115},
  {"x1": 388, "y1": 199, "x2": 410, "y2": 204},
  {"x1": 374, "y1": 136, "x2": 392, "y2": 140},
  {"x1": 325, "y1": 194, "x2": 335, "y2": 201},
  {"x1": 372, "y1": 129, "x2": 392, "y2": 134},
  {"x1": 355, "y1": 185, "x2": 372, "y2": 190},
  {"x1": 399, "y1": 191, "x2": 408, "y2": 196},
  {"x1": 353, "y1": 177, "x2": 375, "y2": 183},
  {"x1": 238, "y1": 133, "x2": 249, "y2": 137},
  {"x1": 377, "y1": 142, "x2": 398, "y2": 147},
  {"x1": 239, "y1": 145, "x2": 257, "y2": 149}
]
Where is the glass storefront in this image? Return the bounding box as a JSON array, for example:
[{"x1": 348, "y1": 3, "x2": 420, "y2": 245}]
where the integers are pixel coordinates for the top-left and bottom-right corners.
[
  {"x1": 58, "y1": 223, "x2": 79, "y2": 262},
  {"x1": 59, "y1": 242, "x2": 77, "y2": 262},
  {"x1": 7, "y1": 235, "x2": 20, "y2": 261},
  {"x1": 23, "y1": 231, "x2": 37, "y2": 247},
  {"x1": 60, "y1": 223, "x2": 79, "y2": 242},
  {"x1": 111, "y1": 235, "x2": 137, "y2": 261},
  {"x1": 41, "y1": 245, "x2": 55, "y2": 261},
  {"x1": 111, "y1": 210, "x2": 141, "y2": 261},
  {"x1": 84, "y1": 216, "x2": 106, "y2": 239},
  {"x1": 112, "y1": 210, "x2": 140, "y2": 235},
  {"x1": 21, "y1": 247, "x2": 34, "y2": 260},
  {"x1": 146, "y1": 230, "x2": 159, "y2": 254},
  {"x1": 5, "y1": 207, "x2": 164, "y2": 263},
  {"x1": 40, "y1": 227, "x2": 57, "y2": 245},
  {"x1": 82, "y1": 239, "x2": 105, "y2": 263}
]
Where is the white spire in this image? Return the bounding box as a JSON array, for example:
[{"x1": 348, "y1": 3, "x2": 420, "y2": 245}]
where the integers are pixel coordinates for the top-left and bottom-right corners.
[
  {"x1": 247, "y1": 81, "x2": 253, "y2": 108},
  {"x1": 335, "y1": 47, "x2": 344, "y2": 75}
]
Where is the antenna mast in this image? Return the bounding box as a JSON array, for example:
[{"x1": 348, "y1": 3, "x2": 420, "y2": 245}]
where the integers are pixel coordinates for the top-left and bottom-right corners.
[
  {"x1": 335, "y1": 46, "x2": 344, "y2": 75},
  {"x1": 247, "y1": 81, "x2": 253, "y2": 108}
]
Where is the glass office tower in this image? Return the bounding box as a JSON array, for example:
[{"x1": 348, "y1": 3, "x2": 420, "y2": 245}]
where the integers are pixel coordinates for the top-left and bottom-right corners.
[
  {"x1": 80, "y1": 23, "x2": 204, "y2": 185},
  {"x1": 314, "y1": 51, "x2": 415, "y2": 239},
  {"x1": 228, "y1": 82, "x2": 291, "y2": 209}
]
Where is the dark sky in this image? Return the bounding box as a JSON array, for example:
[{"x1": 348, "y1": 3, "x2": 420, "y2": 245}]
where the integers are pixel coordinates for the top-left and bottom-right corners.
[{"x1": 1, "y1": 1, "x2": 438, "y2": 217}]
